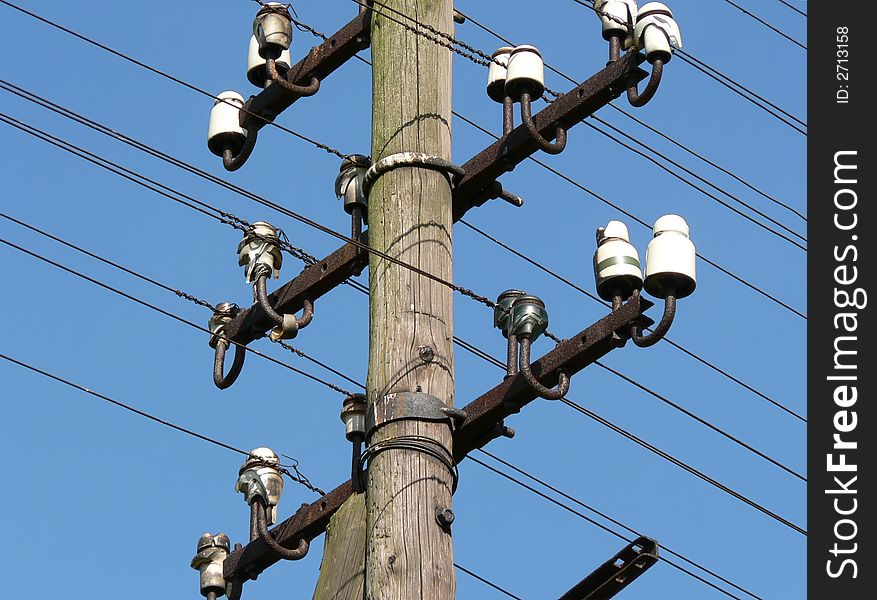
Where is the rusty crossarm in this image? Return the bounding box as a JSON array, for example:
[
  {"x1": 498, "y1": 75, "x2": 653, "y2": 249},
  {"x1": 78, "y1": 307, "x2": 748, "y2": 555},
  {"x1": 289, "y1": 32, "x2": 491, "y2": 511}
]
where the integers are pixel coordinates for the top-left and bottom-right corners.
[
  {"x1": 451, "y1": 51, "x2": 645, "y2": 221},
  {"x1": 241, "y1": 12, "x2": 372, "y2": 131},
  {"x1": 222, "y1": 295, "x2": 653, "y2": 581},
  {"x1": 222, "y1": 53, "x2": 646, "y2": 345},
  {"x1": 558, "y1": 536, "x2": 660, "y2": 600}
]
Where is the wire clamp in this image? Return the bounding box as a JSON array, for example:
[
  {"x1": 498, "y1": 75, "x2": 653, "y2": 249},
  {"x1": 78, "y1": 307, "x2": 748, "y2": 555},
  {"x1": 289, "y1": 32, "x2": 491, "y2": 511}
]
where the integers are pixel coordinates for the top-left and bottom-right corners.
[
  {"x1": 366, "y1": 391, "x2": 466, "y2": 439},
  {"x1": 362, "y1": 152, "x2": 465, "y2": 197}
]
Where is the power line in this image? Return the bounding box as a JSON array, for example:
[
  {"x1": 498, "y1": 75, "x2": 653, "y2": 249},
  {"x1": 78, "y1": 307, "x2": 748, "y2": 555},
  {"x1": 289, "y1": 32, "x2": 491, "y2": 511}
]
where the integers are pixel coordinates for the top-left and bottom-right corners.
[
  {"x1": 452, "y1": 110, "x2": 807, "y2": 320},
  {"x1": 0, "y1": 2, "x2": 807, "y2": 319},
  {"x1": 0, "y1": 107, "x2": 805, "y2": 481},
  {"x1": 775, "y1": 0, "x2": 807, "y2": 18},
  {"x1": 0, "y1": 352, "x2": 325, "y2": 494},
  {"x1": 1, "y1": 10, "x2": 805, "y2": 534},
  {"x1": 469, "y1": 455, "x2": 747, "y2": 600},
  {"x1": 594, "y1": 360, "x2": 805, "y2": 481},
  {"x1": 0, "y1": 0, "x2": 352, "y2": 160},
  {"x1": 0, "y1": 210, "x2": 365, "y2": 393},
  {"x1": 559, "y1": 397, "x2": 806, "y2": 536},
  {"x1": 446, "y1": 325, "x2": 807, "y2": 537},
  {"x1": 568, "y1": 0, "x2": 807, "y2": 134},
  {"x1": 601, "y1": 106, "x2": 806, "y2": 222},
  {"x1": 452, "y1": 6, "x2": 806, "y2": 222},
  {"x1": 348, "y1": 0, "x2": 807, "y2": 249},
  {"x1": 455, "y1": 563, "x2": 524, "y2": 600},
  {"x1": 581, "y1": 119, "x2": 806, "y2": 250},
  {"x1": 0, "y1": 107, "x2": 494, "y2": 313},
  {"x1": 0, "y1": 233, "x2": 356, "y2": 398},
  {"x1": 475, "y1": 449, "x2": 760, "y2": 600},
  {"x1": 675, "y1": 50, "x2": 806, "y2": 135},
  {"x1": 589, "y1": 115, "x2": 806, "y2": 238},
  {"x1": 457, "y1": 219, "x2": 806, "y2": 423},
  {"x1": 718, "y1": 0, "x2": 807, "y2": 49}
]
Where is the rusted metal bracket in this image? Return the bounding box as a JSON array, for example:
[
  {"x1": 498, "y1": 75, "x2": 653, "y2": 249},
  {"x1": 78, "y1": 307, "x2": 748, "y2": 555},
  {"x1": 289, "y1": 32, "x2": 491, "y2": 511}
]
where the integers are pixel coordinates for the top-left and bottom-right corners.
[
  {"x1": 558, "y1": 536, "x2": 660, "y2": 600},
  {"x1": 240, "y1": 11, "x2": 372, "y2": 131},
  {"x1": 451, "y1": 51, "x2": 646, "y2": 221},
  {"x1": 222, "y1": 54, "x2": 646, "y2": 347},
  {"x1": 223, "y1": 235, "x2": 367, "y2": 345},
  {"x1": 366, "y1": 391, "x2": 466, "y2": 439},
  {"x1": 222, "y1": 295, "x2": 653, "y2": 581}
]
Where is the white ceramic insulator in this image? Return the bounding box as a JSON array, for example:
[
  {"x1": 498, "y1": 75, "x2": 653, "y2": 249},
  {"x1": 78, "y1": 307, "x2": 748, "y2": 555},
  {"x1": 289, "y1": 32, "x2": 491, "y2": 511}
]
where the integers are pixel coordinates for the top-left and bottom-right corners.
[
  {"x1": 207, "y1": 91, "x2": 246, "y2": 156},
  {"x1": 487, "y1": 47, "x2": 514, "y2": 103},
  {"x1": 594, "y1": 221, "x2": 643, "y2": 300},
  {"x1": 248, "y1": 35, "x2": 292, "y2": 87},
  {"x1": 644, "y1": 214, "x2": 696, "y2": 299},
  {"x1": 594, "y1": 0, "x2": 639, "y2": 38},
  {"x1": 505, "y1": 45, "x2": 545, "y2": 101},
  {"x1": 635, "y1": 3, "x2": 682, "y2": 61}
]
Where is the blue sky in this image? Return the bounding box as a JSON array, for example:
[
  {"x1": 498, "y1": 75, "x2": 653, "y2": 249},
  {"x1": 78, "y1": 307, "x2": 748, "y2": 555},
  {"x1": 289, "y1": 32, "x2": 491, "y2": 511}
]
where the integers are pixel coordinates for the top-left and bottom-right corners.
[{"x1": 0, "y1": 1, "x2": 806, "y2": 598}]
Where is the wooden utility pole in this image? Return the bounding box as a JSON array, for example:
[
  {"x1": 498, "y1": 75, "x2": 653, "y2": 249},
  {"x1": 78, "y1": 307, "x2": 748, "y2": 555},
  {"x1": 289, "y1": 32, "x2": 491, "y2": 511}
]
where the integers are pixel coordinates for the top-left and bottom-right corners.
[
  {"x1": 366, "y1": 1, "x2": 455, "y2": 598},
  {"x1": 314, "y1": 2, "x2": 455, "y2": 599}
]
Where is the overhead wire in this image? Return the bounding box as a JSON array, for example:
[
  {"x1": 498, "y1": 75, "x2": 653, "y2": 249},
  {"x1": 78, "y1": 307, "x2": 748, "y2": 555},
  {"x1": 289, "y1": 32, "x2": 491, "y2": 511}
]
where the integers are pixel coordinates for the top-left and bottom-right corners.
[
  {"x1": 362, "y1": 0, "x2": 808, "y2": 249},
  {"x1": 444, "y1": 320, "x2": 807, "y2": 537},
  {"x1": 329, "y1": 2, "x2": 809, "y2": 314},
  {"x1": 3, "y1": 0, "x2": 808, "y2": 540},
  {"x1": 0, "y1": 210, "x2": 366, "y2": 392},
  {"x1": 0, "y1": 231, "x2": 355, "y2": 398},
  {"x1": 675, "y1": 50, "x2": 806, "y2": 134},
  {"x1": 568, "y1": 0, "x2": 807, "y2": 134},
  {"x1": 560, "y1": 397, "x2": 806, "y2": 535},
  {"x1": 0, "y1": 4, "x2": 806, "y2": 319},
  {"x1": 455, "y1": 563, "x2": 524, "y2": 600},
  {"x1": 476, "y1": 449, "x2": 761, "y2": 600},
  {"x1": 0, "y1": 101, "x2": 806, "y2": 479},
  {"x1": 469, "y1": 455, "x2": 748, "y2": 600},
  {"x1": 775, "y1": 0, "x2": 807, "y2": 18},
  {"x1": 0, "y1": 0, "x2": 351, "y2": 160},
  {"x1": 457, "y1": 219, "x2": 806, "y2": 423},
  {"x1": 0, "y1": 105, "x2": 493, "y2": 313},
  {"x1": 452, "y1": 111, "x2": 807, "y2": 320},
  {"x1": 581, "y1": 118, "x2": 806, "y2": 249},
  {"x1": 0, "y1": 353, "x2": 326, "y2": 494},
  {"x1": 452, "y1": 6, "x2": 806, "y2": 222},
  {"x1": 718, "y1": 0, "x2": 807, "y2": 49}
]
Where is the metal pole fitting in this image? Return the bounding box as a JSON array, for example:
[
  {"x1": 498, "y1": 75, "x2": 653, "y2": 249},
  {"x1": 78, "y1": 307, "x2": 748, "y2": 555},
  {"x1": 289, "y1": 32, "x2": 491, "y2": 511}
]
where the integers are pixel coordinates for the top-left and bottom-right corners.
[
  {"x1": 209, "y1": 303, "x2": 246, "y2": 390},
  {"x1": 222, "y1": 126, "x2": 258, "y2": 173},
  {"x1": 519, "y1": 336, "x2": 571, "y2": 400},
  {"x1": 266, "y1": 58, "x2": 321, "y2": 97},
  {"x1": 519, "y1": 92, "x2": 567, "y2": 155},
  {"x1": 253, "y1": 496, "x2": 310, "y2": 561},
  {"x1": 629, "y1": 289, "x2": 676, "y2": 347},
  {"x1": 191, "y1": 532, "x2": 231, "y2": 598},
  {"x1": 362, "y1": 152, "x2": 465, "y2": 198},
  {"x1": 627, "y1": 59, "x2": 664, "y2": 107}
]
